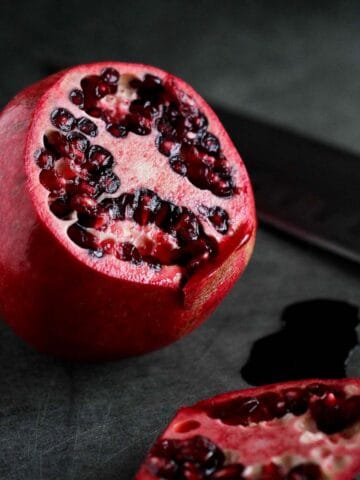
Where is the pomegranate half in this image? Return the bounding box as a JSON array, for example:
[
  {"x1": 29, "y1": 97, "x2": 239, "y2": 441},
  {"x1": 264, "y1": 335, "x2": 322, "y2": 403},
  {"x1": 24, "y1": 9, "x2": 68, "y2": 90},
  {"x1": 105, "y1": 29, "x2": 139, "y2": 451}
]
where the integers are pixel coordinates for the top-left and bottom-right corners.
[
  {"x1": 136, "y1": 379, "x2": 360, "y2": 480},
  {"x1": 0, "y1": 62, "x2": 255, "y2": 360}
]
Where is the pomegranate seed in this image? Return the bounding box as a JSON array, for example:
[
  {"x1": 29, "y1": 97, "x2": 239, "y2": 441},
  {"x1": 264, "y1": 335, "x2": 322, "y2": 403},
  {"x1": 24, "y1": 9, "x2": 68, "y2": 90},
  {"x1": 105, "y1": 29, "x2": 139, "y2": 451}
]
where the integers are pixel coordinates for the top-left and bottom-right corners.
[
  {"x1": 39, "y1": 169, "x2": 66, "y2": 193},
  {"x1": 35, "y1": 149, "x2": 55, "y2": 169},
  {"x1": 106, "y1": 123, "x2": 127, "y2": 138},
  {"x1": 146, "y1": 456, "x2": 178, "y2": 478},
  {"x1": 69, "y1": 89, "x2": 84, "y2": 107},
  {"x1": 286, "y1": 463, "x2": 323, "y2": 480},
  {"x1": 169, "y1": 157, "x2": 187, "y2": 176},
  {"x1": 118, "y1": 242, "x2": 142, "y2": 265},
  {"x1": 67, "y1": 223, "x2": 98, "y2": 250},
  {"x1": 201, "y1": 206, "x2": 229, "y2": 234},
  {"x1": 49, "y1": 196, "x2": 72, "y2": 218},
  {"x1": 200, "y1": 132, "x2": 220, "y2": 156},
  {"x1": 101, "y1": 67, "x2": 120, "y2": 85},
  {"x1": 70, "y1": 194, "x2": 98, "y2": 215},
  {"x1": 50, "y1": 108, "x2": 76, "y2": 132},
  {"x1": 133, "y1": 189, "x2": 160, "y2": 226},
  {"x1": 157, "y1": 137, "x2": 180, "y2": 157},
  {"x1": 44, "y1": 130, "x2": 70, "y2": 158},
  {"x1": 126, "y1": 113, "x2": 151, "y2": 135},
  {"x1": 100, "y1": 238, "x2": 116, "y2": 255},
  {"x1": 260, "y1": 462, "x2": 284, "y2": 480},
  {"x1": 98, "y1": 171, "x2": 120, "y2": 194},
  {"x1": 86, "y1": 145, "x2": 114, "y2": 171},
  {"x1": 211, "y1": 464, "x2": 245, "y2": 479},
  {"x1": 86, "y1": 106, "x2": 102, "y2": 118},
  {"x1": 77, "y1": 117, "x2": 98, "y2": 137}
]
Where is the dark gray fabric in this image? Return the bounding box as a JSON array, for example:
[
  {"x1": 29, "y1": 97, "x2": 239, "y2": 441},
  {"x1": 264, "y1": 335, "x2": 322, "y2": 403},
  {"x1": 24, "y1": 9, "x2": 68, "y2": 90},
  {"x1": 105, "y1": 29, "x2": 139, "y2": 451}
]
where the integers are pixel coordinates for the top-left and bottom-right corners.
[{"x1": 0, "y1": 1, "x2": 359, "y2": 478}]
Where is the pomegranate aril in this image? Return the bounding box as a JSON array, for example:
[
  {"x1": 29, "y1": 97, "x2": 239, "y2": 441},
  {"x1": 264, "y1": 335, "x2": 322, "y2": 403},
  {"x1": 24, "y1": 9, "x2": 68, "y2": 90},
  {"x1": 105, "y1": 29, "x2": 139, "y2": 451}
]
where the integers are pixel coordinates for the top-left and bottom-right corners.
[
  {"x1": 34, "y1": 148, "x2": 55, "y2": 169},
  {"x1": 77, "y1": 117, "x2": 98, "y2": 137},
  {"x1": 119, "y1": 242, "x2": 142, "y2": 265},
  {"x1": 44, "y1": 131, "x2": 69, "y2": 158},
  {"x1": 147, "y1": 456, "x2": 178, "y2": 478},
  {"x1": 200, "y1": 132, "x2": 220, "y2": 156},
  {"x1": 39, "y1": 168, "x2": 66, "y2": 193},
  {"x1": 201, "y1": 206, "x2": 229, "y2": 234},
  {"x1": 100, "y1": 67, "x2": 120, "y2": 85},
  {"x1": 138, "y1": 74, "x2": 163, "y2": 99},
  {"x1": 284, "y1": 389, "x2": 308, "y2": 416},
  {"x1": 50, "y1": 108, "x2": 76, "y2": 132},
  {"x1": 67, "y1": 223, "x2": 98, "y2": 250},
  {"x1": 86, "y1": 145, "x2": 114, "y2": 171},
  {"x1": 260, "y1": 462, "x2": 284, "y2": 480},
  {"x1": 286, "y1": 463, "x2": 323, "y2": 480},
  {"x1": 133, "y1": 189, "x2": 160, "y2": 226},
  {"x1": 69, "y1": 89, "x2": 84, "y2": 108},
  {"x1": 169, "y1": 156, "x2": 187, "y2": 176},
  {"x1": 126, "y1": 114, "x2": 151, "y2": 135},
  {"x1": 100, "y1": 238, "x2": 116, "y2": 255},
  {"x1": 70, "y1": 194, "x2": 98, "y2": 215},
  {"x1": 106, "y1": 122, "x2": 127, "y2": 138},
  {"x1": 172, "y1": 210, "x2": 200, "y2": 243},
  {"x1": 143, "y1": 256, "x2": 161, "y2": 271},
  {"x1": 49, "y1": 196, "x2": 72, "y2": 219},
  {"x1": 85, "y1": 106, "x2": 101, "y2": 118},
  {"x1": 77, "y1": 209, "x2": 109, "y2": 230},
  {"x1": 210, "y1": 464, "x2": 244, "y2": 479},
  {"x1": 158, "y1": 136, "x2": 180, "y2": 157}
]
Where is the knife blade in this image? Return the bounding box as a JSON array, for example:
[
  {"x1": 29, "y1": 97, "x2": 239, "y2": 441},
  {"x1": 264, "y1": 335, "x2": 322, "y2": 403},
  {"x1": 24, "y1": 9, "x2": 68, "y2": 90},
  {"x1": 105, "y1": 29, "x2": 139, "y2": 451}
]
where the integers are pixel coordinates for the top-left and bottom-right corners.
[{"x1": 214, "y1": 105, "x2": 360, "y2": 264}]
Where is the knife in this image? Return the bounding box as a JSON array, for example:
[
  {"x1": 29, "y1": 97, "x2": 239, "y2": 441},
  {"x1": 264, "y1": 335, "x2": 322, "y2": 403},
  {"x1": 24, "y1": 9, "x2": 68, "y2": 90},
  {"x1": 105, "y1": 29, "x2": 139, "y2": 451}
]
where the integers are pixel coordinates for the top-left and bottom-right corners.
[{"x1": 214, "y1": 105, "x2": 360, "y2": 264}]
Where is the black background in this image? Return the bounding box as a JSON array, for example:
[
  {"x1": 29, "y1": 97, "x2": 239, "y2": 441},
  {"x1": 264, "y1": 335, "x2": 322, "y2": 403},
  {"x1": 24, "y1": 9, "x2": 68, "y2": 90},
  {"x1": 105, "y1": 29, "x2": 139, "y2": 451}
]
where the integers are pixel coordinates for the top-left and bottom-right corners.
[{"x1": 0, "y1": 1, "x2": 359, "y2": 479}]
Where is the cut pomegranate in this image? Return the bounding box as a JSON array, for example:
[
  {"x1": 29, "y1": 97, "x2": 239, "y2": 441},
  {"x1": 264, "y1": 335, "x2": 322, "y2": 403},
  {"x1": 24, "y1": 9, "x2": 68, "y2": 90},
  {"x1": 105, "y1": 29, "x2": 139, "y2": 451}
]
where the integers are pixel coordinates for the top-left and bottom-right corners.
[
  {"x1": 136, "y1": 379, "x2": 360, "y2": 480},
  {"x1": 0, "y1": 62, "x2": 255, "y2": 359}
]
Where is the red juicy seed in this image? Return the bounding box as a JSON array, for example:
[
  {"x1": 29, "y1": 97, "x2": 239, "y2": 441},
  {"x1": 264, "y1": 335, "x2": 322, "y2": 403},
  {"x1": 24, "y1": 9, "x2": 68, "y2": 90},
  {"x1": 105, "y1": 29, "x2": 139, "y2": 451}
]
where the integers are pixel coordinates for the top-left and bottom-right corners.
[
  {"x1": 95, "y1": 81, "x2": 111, "y2": 98},
  {"x1": 86, "y1": 106, "x2": 102, "y2": 118},
  {"x1": 67, "y1": 223, "x2": 98, "y2": 250},
  {"x1": 77, "y1": 117, "x2": 98, "y2": 137},
  {"x1": 126, "y1": 113, "x2": 152, "y2": 135},
  {"x1": 77, "y1": 209, "x2": 109, "y2": 230},
  {"x1": 86, "y1": 145, "x2": 114, "y2": 172},
  {"x1": 39, "y1": 169, "x2": 66, "y2": 193},
  {"x1": 106, "y1": 123, "x2": 128, "y2": 138},
  {"x1": 70, "y1": 194, "x2": 98, "y2": 215},
  {"x1": 117, "y1": 242, "x2": 142, "y2": 265},
  {"x1": 101, "y1": 67, "x2": 120, "y2": 85},
  {"x1": 100, "y1": 238, "x2": 116, "y2": 255},
  {"x1": 115, "y1": 193, "x2": 135, "y2": 220},
  {"x1": 44, "y1": 131, "x2": 70, "y2": 158},
  {"x1": 206, "y1": 206, "x2": 229, "y2": 234},
  {"x1": 310, "y1": 392, "x2": 360, "y2": 434},
  {"x1": 169, "y1": 157, "x2": 187, "y2": 176},
  {"x1": 284, "y1": 389, "x2": 308, "y2": 416},
  {"x1": 200, "y1": 132, "x2": 220, "y2": 156},
  {"x1": 286, "y1": 463, "x2": 323, "y2": 480},
  {"x1": 306, "y1": 383, "x2": 328, "y2": 398},
  {"x1": 49, "y1": 196, "x2": 72, "y2": 219},
  {"x1": 146, "y1": 456, "x2": 178, "y2": 478},
  {"x1": 211, "y1": 464, "x2": 245, "y2": 479},
  {"x1": 260, "y1": 462, "x2": 284, "y2": 480},
  {"x1": 98, "y1": 171, "x2": 121, "y2": 194},
  {"x1": 34, "y1": 149, "x2": 55, "y2": 169},
  {"x1": 172, "y1": 210, "x2": 200, "y2": 243},
  {"x1": 69, "y1": 89, "x2": 84, "y2": 108},
  {"x1": 157, "y1": 136, "x2": 180, "y2": 157},
  {"x1": 50, "y1": 108, "x2": 76, "y2": 132},
  {"x1": 142, "y1": 255, "x2": 162, "y2": 271},
  {"x1": 181, "y1": 462, "x2": 203, "y2": 480},
  {"x1": 133, "y1": 189, "x2": 160, "y2": 226}
]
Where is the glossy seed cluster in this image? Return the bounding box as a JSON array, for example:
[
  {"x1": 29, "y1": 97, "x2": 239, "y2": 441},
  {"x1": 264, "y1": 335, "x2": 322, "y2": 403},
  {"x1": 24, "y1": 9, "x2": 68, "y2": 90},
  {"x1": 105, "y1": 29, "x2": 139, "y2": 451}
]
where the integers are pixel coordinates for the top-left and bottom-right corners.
[
  {"x1": 69, "y1": 68, "x2": 236, "y2": 197},
  {"x1": 35, "y1": 67, "x2": 236, "y2": 275},
  {"x1": 204, "y1": 383, "x2": 360, "y2": 434},
  {"x1": 145, "y1": 435, "x2": 324, "y2": 480}
]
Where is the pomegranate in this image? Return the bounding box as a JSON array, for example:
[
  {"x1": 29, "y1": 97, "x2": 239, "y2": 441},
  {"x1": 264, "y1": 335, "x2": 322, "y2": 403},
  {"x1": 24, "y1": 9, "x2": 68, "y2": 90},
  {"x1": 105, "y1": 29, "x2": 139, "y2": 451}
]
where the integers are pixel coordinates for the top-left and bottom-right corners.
[
  {"x1": 0, "y1": 62, "x2": 255, "y2": 359},
  {"x1": 136, "y1": 379, "x2": 360, "y2": 480}
]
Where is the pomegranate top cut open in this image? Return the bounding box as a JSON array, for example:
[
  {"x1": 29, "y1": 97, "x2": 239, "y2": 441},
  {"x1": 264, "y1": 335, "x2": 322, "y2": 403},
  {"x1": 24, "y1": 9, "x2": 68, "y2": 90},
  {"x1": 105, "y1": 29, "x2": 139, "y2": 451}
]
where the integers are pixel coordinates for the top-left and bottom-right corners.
[
  {"x1": 25, "y1": 62, "x2": 255, "y2": 286},
  {"x1": 0, "y1": 62, "x2": 255, "y2": 358},
  {"x1": 136, "y1": 379, "x2": 360, "y2": 480}
]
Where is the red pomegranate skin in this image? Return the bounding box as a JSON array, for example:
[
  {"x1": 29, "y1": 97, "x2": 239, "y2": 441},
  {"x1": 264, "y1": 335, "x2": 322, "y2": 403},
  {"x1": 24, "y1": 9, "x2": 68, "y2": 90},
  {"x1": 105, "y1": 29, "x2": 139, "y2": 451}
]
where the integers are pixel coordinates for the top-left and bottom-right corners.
[
  {"x1": 0, "y1": 62, "x2": 255, "y2": 360},
  {"x1": 136, "y1": 379, "x2": 360, "y2": 480}
]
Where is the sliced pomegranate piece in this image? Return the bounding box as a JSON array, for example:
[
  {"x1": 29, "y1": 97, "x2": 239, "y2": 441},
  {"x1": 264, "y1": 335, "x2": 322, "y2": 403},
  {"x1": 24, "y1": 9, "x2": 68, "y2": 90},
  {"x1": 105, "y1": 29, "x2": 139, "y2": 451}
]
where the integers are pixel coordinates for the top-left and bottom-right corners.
[
  {"x1": 136, "y1": 379, "x2": 360, "y2": 480},
  {"x1": 0, "y1": 62, "x2": 255, "y2": 359}
]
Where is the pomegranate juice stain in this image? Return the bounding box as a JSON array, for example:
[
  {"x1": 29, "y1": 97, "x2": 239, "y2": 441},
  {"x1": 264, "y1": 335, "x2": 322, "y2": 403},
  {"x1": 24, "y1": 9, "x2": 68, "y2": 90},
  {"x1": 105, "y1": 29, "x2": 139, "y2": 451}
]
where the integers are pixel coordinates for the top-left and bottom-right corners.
[{"x1": 241, "y1": 299, "x2": 359, "y2": 386}]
